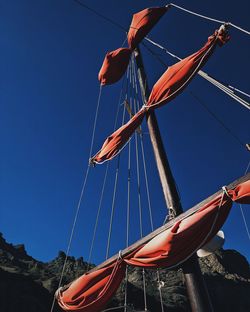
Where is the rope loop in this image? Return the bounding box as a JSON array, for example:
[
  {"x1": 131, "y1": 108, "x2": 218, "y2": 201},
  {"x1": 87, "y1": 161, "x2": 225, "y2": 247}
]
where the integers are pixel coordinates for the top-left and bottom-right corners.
[{"x1": 118, "y1": 250, "x2": 123, "y2": 260}]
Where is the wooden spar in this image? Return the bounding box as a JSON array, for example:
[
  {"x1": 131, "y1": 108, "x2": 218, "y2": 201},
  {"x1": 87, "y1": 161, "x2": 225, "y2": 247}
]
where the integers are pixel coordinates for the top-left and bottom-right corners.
[
  {"x1": 89, "y1": 172, "x2": 250, "y2": 273},
  {"x1": 134, "y1": 46, "x2": 212, "y2": 311}
]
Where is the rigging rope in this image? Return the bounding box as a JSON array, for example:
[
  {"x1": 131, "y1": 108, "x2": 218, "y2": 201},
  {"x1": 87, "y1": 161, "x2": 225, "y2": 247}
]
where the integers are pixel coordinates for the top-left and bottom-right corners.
[
  {"x1": 105, "y1": 61, "x2": 133, "y2": 259},
  {"x1": 228, "y1": 85, "x2": 250, "y2": 99},
  {"x1": 72, "y1": 0, "x2": 126, "y2": 31},
  {"x1": 87, "y1": 163, "x2": 109, "y2": 268},
  {"x1": 124, "y1": 66, "x2": 132, "y2": 312},
  {"x1": 239, "y1": 159, "x2": 250, "y2": 242},
  {"x1": 72, "y1": 0, "x2": 250, "y2": 36},
  {"x1": 169, "y1": 3, "x2": 225, "y2": 24},
  {"x1": 190, "y1": 91, "x2": 247, "y2": 149},
  {"x1": 106, "y1": 90, "x2": 128, "y2": 259},
  {"x1": 132, "y1": 56, "x2": 165, "y2": 310},
  {"x1": 169, "y1": 3, "x2": 250, "y2": 35},
  {"x1": 50, "y1": 85, "x2": 103, "y2": 312},
  {"x1": 130, "y1": 57, "x2": 148, "y2": 312},
  {"x1": 88, "y1": 75, "x2": 127, "y2": 267},
  {"x1": 132, "y1": 56, "x2": 154, "y2": 230}
]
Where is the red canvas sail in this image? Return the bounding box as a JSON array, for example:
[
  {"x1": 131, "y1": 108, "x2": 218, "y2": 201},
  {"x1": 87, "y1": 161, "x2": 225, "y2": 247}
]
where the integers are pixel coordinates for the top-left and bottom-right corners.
[
  {"x1": 98, "y1": 6, "x2": 168, "y2": 85},
  {"x1": 92, "y1": 28, "x2": 229, "y2": 164},
  {"x1": 56, "y1": 179, "x2": 250, "y2": 312},
  {"x1": 98, "y1": 48, "x2": 132, "y2": 85},
  {"x1": 91, "y1": 108, "x2": 145, "y2": 164},
  {"x1": 127, "y1": 7, "x2": 168, "y2": 49},
  {"x1": 57, "y1": 259, "x2": 125, "y2": 312}
]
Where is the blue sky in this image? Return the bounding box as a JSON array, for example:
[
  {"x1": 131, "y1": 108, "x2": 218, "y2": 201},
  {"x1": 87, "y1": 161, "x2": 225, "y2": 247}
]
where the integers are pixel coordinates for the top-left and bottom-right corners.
[{"x1": 0, "y1": 0, "x2": 249, "y2": 265}]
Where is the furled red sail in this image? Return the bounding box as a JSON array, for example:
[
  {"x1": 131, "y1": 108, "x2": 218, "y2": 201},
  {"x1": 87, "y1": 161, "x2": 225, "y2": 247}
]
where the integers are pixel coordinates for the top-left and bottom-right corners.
[
  {"x1": 56, "y1": 179, "x2": 250, "y2": 312},
  {"x1": 57, "y1": 260, "x2": 125, "y2": 312},
  {"x1": 91, "y1": 108, "x2": 145, "y2": 164},
  {"x1": 91, "y1": 28, "x2": 229, "y2": 164},
  {"x1": 98, "y1": 6, "x2": 168, "y2": 85},
  {"x1": 127, "y1": 7, "x2": 168, "y2": 50},
  {"x1": 98, "y1": 48, "x2": 131, "y2": 85}
]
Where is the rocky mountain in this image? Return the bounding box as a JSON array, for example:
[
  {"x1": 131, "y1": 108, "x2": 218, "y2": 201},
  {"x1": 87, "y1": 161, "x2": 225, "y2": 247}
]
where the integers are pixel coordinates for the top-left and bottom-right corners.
[{"x1": 0, "y1": 232, "x2": 250, "y2": 312}]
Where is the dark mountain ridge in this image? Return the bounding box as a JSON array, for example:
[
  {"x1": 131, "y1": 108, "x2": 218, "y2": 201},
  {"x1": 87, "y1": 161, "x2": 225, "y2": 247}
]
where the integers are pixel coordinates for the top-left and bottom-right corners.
[{"x1": 0, "y1": 232, "x2": 249, "y2": 311}]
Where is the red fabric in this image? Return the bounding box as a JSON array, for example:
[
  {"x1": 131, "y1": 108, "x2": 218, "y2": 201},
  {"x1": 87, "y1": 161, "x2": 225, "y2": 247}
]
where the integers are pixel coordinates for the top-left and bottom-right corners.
[
  {"x1": 57, "y1": 259, "x2": 125, "y2": 312},
  {"x1": 92, "y1": 30, "x2": 229, "y2": 164},
  {"x1": 228, "y1": 180, "x2": 250, "y2": 203},
  {"x1": 90, "y1": 109, "x2": 146, "y2": 164},
  {"x1": 57, "y1": 180, "x2": 250, "y2": 312},
  {"x1": 126, "y1": 196, "x2": 232, "y2": 267},
  {"x1": 127, "y1": 7, "x2": 168, "y2": 49},
  {"x1": 99, "y1": 7, "x2": 168, "y2": 85},
  {"x1": 98, "y1": 48, "x2": 132, "y2": 85},
  {"x1": 147, "y1": 30, "x2": 228, "y2": 107}
]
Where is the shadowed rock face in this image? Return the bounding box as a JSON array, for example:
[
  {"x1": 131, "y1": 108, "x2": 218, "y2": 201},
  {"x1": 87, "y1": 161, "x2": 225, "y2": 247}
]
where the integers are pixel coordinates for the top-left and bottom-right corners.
[{"x1": 0, "y1": 232, "x2": 249, "y2": 312}]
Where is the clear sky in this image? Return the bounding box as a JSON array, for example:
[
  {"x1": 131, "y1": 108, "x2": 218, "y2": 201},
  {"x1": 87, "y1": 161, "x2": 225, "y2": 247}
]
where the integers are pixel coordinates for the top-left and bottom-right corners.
[{"x1": 0, "y1": 0, "x2": 249, "y2": 266}]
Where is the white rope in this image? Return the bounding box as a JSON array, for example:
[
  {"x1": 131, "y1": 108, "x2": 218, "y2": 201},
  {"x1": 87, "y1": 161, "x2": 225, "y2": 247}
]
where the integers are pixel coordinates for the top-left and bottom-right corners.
[
  {"x1": 133, "y1": 57, "x2": 164, "y2": 311},
  {"x1": 88, "y1": 73, "x2": 127, "y2": 266},
  {"x1": 50, "y1": 85, "x2": 103, "y2": 312},
  {"x1": 106, "y1": 62, "x2": 133, "y2": 259},
  {"x1": 124, "y1": 111, "x2": 132, "y2": 312},
  {"x1": 145, "y1": 37, "x2": 250, "y2": 111},
  {"x1": 87, "y1": 163, "x2": 109, "y2": 267},
  {"x1": 169, "y1": 3, "x2": 225, "y2": 24},
  {"x1": 244, "y1": 159, "x2": 250, "y2": 175},
  {"x1": 124, "y1": 266, "x2": 129, "y2": 312},
  {"x1": 238, "y1": 159, "x2": 250, "y2": 242},
  {"x1": 239, "y1": 204, "x2": 250, "y2": 241},
  {"x1": 102, "y1": 306, "x2": 125, "y2": 312},
  {"x1": 228, "y1": 22, "x2": 250, "y2": 36},
  {"x1": 198, "y1": 71, "x2": 250, "y2": 111},
  {"x1": 131, "y1": 61, "x2": 148, "y2": 311},
  {"x1": 105, "y1": 115, "x2": 125, "y2": 259},
  {"x1": 169, "y1": 3, "x2": 250, "y2": 35},
  {"x1": 132, "y1": 56, "x2": 154, "y2": 231},
  {"x1": 156, "y1": 270, "x2": 165, "y2": 312},
  {"x1": 228, "y1": 85, "x2": 250, "y2": 99}
]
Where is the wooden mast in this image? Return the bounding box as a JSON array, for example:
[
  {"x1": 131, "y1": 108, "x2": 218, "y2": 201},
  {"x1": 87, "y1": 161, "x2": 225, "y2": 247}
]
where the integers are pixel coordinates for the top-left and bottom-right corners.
[{"x1": 133, "y1": 47, "x2": 213, "y2": 312}]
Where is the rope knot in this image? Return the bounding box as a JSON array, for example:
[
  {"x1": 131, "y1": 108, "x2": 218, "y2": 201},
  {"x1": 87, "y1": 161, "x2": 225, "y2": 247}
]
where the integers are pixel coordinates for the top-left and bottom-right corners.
[
  {"x1": 222, "y1": 186, "x2": 230, "y2": 198},
  {"x1": 118, "y1": 250, "x2": 123, "y2": 260}
]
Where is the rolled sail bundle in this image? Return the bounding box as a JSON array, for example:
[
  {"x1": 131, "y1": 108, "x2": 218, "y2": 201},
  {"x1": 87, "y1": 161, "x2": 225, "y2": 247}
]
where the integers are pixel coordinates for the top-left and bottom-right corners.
[
  {"x1": 98, "y1": 48, "x2": 132, "y2": 86},
  {"x1": 91, "y1": 27, "x2": 229, "y2": 165},
  {"x1": 98, "y1": 6, "x2": 168, "y2": 85},
  {"x1": 56, "y1": 179, "x2": 250, "y2": 312},
  {"x1": 127, "y1": 6, "x2": 169, "y2": 49}
]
